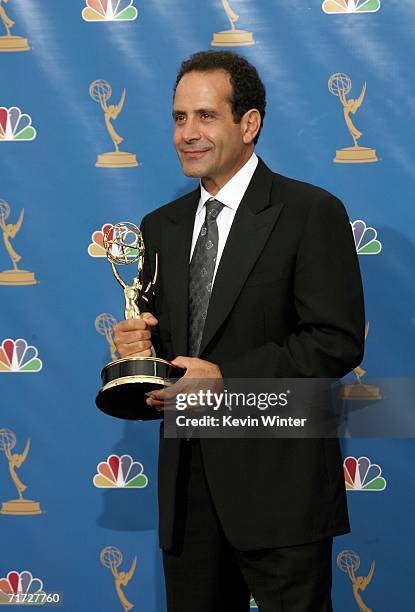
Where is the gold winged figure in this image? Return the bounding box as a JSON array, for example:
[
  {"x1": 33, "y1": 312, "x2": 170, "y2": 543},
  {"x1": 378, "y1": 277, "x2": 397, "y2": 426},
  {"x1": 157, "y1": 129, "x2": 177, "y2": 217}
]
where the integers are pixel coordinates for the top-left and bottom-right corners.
[
  {"x1": 100, "y1": 88, "x2": 126, "y2": 153},
  {"x1": 0, "y1": 0, "x2": 30, "y2": 51},
  {"x1": 5, "y1": 437, "x2": 30, "y2": 499},
  {"x1": 211, "y1": 0, "x2": 255, "y2": 47},
  {"x1": 0, "y1": 205, "x2": 37, "y2": 285},
  {"x1": 348, "y1": 560, "x2": 375, "y2": 612},
  {"x1": 223, "y1": 0, "x2": 239, "y2": 29},
  {"x1": 339, "y1": 81, "x2": 366, "y2": 147},
  {"x1": 110, "y1": 556, "x2": 137, "y2": 612},
  {"x1": 90, "y1": 80, "x2": 138, "y2": 168},
  {"x1": 0, "y1": 0, "x2": 14, "y2": 36},
  {"x1": 0, "y1": 207, "x2": 24, "y2": 270}
]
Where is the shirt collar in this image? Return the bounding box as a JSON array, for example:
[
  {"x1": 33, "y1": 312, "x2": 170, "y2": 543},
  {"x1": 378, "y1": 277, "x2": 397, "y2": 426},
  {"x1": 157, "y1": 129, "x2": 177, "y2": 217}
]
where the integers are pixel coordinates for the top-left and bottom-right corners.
[{"x1": 197, "y1": 152, "x2": 258, "y2": 216}]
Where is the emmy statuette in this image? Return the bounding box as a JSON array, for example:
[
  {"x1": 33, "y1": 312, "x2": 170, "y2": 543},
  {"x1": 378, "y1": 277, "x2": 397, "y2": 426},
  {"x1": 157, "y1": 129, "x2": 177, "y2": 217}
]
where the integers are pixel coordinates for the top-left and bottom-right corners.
[{"x1": 96, "y1": 222, "x2": 184, "y2": 420}]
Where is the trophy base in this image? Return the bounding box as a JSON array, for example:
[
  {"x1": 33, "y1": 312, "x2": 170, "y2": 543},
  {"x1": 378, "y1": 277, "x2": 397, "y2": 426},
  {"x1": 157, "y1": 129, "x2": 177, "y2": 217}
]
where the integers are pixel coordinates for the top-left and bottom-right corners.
[
  {"x1": 0, "y1": 269, "x2": 37, "y2": 285},
  {"x1": 96, "y1": 356, "x2": 185, "y2": 420},
  {"x1": 334, "y1": 146, "x2": 378, "y2": 164},
  {"x1": 211, "y1": 29, "x2": 255, "y2": 47},
  {"x1": 0, "y1": 499, "x2": 42, "y2": 515},
  {"x1": 96, "y1": 151, "x2": 139, "y2": 168},
  {"x1": 0, "y1": 36, "x2": 30, "y2": 52},
  {"x1": 340, "y1": 384, "x2": 381, "y2": 401}
]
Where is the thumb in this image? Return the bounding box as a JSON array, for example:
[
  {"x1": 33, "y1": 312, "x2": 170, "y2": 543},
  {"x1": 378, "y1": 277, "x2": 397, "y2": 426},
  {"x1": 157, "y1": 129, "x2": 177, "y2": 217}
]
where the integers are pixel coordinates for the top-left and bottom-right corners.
[
  {"x1": 141, "y1": 312, "x2": 158, "y2": 327},
  {"x1": 171, "y1": 355, "x2": 192, "y2": 370}
]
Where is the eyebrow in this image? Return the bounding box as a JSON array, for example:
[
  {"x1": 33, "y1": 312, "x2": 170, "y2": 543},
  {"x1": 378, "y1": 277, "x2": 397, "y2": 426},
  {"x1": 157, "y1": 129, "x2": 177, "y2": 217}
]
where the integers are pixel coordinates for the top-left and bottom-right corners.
[{"x1": 172, "y1": 108, "x2": 219, "y2": 118}]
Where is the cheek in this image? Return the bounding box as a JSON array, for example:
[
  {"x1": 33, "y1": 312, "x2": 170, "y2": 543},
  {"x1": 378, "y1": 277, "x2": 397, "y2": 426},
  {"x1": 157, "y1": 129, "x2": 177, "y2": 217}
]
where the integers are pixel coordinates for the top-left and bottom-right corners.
[{"x1": 173, "y1": 131, "x2": 180, "y2": 147}]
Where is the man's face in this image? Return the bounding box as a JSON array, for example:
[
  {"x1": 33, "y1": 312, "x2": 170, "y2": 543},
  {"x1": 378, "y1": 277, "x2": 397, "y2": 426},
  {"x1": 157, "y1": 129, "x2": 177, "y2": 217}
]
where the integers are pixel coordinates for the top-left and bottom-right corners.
[{"x1": 173, "y1": 70, "x2": 247, "y2": 187}]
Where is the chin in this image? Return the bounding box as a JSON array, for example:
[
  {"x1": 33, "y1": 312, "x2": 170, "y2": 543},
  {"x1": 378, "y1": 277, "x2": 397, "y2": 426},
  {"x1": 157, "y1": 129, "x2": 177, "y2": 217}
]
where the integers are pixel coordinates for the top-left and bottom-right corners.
[{"x1": 181, "y1": 161, "x2": 208, "y2": 179}]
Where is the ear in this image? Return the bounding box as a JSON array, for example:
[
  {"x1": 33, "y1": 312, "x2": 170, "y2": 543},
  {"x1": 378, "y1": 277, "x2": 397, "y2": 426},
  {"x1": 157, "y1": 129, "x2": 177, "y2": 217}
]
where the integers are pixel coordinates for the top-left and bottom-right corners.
[{"x1": 241, "y1": 109, "x2": 261, "y2": 144}]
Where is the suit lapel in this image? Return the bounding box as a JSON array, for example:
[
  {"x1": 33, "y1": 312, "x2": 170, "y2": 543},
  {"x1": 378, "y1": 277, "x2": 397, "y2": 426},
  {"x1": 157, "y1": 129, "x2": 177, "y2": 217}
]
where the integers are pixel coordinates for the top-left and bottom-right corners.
[
  {"x1": 199, "y1": 159, "x2": 285, "y2": 356},
  {"x1": 162, "y1": 187, "x2": 199, "y2": 356}
]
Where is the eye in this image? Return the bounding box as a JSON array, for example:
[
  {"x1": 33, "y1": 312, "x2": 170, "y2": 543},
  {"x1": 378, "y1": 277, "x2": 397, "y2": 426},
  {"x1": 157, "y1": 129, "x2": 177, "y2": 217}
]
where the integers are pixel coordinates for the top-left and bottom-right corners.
[
  {"x1": 174, "y1": 114, "x2": 186, "y2": 123},
  {"x1": 201, "y1": 112, "x2": 212, "y2": 120}
]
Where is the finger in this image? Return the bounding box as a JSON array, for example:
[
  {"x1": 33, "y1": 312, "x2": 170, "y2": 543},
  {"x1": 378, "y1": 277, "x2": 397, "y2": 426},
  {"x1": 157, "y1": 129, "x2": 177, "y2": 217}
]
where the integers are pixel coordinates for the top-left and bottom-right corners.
[
  {"x1": 113, "y1": 319, "x2": 148, "y2": 334},
  {"x1": 114, "y1": 329, "x2": 152, "y2": 345},
  {"x1": 141, "y1": 312, "x2": 158, "y2": 327},
  {"x1": 117, "y1": 343, "x2": 152, "y2": 359},
  {"x1": 146, "y1": 396, "x2": 164, "y2": 408}
]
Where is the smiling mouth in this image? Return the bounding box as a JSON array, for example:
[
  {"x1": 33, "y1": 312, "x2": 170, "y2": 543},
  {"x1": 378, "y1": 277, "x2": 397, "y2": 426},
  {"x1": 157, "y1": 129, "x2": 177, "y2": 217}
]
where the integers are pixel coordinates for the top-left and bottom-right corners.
[{"x1": 182, "y1": 150, "x2": 210, "y2": 158}]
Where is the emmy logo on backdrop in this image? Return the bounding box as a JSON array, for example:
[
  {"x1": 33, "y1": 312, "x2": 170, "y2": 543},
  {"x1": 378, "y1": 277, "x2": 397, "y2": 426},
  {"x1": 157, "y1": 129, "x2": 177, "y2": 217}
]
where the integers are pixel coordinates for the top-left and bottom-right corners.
[
  {"x1": 344, "y1": 456, "x2": 387, "y2": 491},
  {"x1": 211, "y1": 1, "x2": 255, "y2": 47},
  {"x1": 328, "y1": 73, "x2": 378, "y2": 163},
  {"x1": 323, "y1": 0, "x2": 381, "y2": 14},
  {"x1": 340, "y1": 322, "x2": 381, "y2": 400},
  {"x1": 0, "y1": 429, "x2": 42, "y2": 515},
  {"x1": 0, "y1": 0, "x2": 30, "y2": 52},
  {"x1": 351, "y1": 219, "x2": 382, "y2": 255},
  {"x1": 95, "y1": 313, "x2": 119, "y2": 362},
  {"x1": 337, "y1": 550, "x2": 375, "y2": 612},
  {"x1": 90, "y1": 80, "x2": 138, "y2": 168},
  {"x1": 100, "y1": 547, "x2": 136, "y2": 612},
  {"x1": 82, "y1": 0, "x2": 138, "y2": 22},
  {"x1": 0, "y1": 200, "x2": 36, "y2": 285},
  {"x1": 0, "y1": 571, "x2": 46, "y2": 603}
]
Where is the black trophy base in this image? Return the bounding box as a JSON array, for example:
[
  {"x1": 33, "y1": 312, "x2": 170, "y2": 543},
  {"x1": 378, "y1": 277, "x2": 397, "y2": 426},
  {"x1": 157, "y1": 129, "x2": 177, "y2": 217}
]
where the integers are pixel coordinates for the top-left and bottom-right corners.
[{"x1": 96, "y1": 356, "x2": 184, "y2": 420}]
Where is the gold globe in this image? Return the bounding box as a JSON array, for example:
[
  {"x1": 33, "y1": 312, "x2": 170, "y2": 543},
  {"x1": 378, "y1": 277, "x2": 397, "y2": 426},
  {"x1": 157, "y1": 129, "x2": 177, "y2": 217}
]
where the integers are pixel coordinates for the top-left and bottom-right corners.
[
  {"x1": 95, "y1": 313, "x2": 118, "y2": 336},
  {"x1": 0, "y1": 200, "x2": 10, "y2": 222},
  {"x1": 103, "y1": 222, "x2": 143, "y2": 266},
  {"x1": 100, "y1": 546, "x2": 123, "y2": 570},
  {"x1": 0, "y1": 428, "x2": 16, "y2": 452},
  {"x1": 328, "y1": 73, "x2": 352, "y2": 98},
  {"x1": 337, "y1": 550, "x2": 360, "y2": 573},
  {"x1": 89, "y1": 79, "x2": 112, "y2": 103}
]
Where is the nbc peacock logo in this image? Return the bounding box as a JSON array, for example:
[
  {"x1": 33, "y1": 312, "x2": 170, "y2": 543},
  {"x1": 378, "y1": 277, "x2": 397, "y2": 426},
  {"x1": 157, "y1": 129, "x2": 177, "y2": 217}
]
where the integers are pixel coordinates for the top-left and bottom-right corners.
[
  {"x1": 88, "y1": 223, "x2": 139, "y2": 259},
  {"x1": 88, "y1": 223, "x2": 114, "y2": 257},
  {"x1": 82, "y1": 0, "x2": 138, "y2": 22},
  {"x1": 0, "y1": 339, "x2": 42, "y2": 373},
  {"x1": 351, "y1": 219, "x2": 382, "y2": 255},
  {"x1": 0, "y1": 107, "x2": 36, "y2": 141},
  {"x1": 344, "y1": 456, "x2": 387, "y2": 491},
  {"x1": 0, "y1": 571, "x2": 46, "y2": 604},
  {"x1": 93, "y1": 454, "x2": 148, "y2": 488},
  {"x1": 323, "y1": 0, "x2": 380, "y2": 13}
]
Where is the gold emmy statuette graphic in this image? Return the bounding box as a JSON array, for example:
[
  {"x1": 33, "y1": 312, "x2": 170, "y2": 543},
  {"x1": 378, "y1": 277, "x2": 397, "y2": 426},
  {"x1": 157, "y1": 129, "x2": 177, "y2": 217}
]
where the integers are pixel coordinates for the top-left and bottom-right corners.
[
  {"x1": 211, "y1": 0, "x2": 255, "y2": 47},
  {"x1": 340, "y1": 322, "x2": 381, "y2": 400},
  {"x1": 328, "y1": 73, "x2": 378, "y2": 164},
  {"x1": 100, "y1": 547, "x2": 136, "y2": 612},
  {"x1": 95, "y1": 313, "x2": 119, "y2": 362},
  {"x1": 0, "y1": 0, "x2": 30, "y2": 52},
  {"x1": 0, "y1": 200, "x2": 36, "y2": 286},
  {"x1": 95, "y1": 222, "x2": 184, "y2": 420},
  {"x1": 90, "y1": 80, "x2": 138, "y2": 168},
  {"x1": 0, "y1": 429, "x2": 42, "y2": 515},
  {"x1": 337, "y1": 550, "x2": 375, "y2": 612}
]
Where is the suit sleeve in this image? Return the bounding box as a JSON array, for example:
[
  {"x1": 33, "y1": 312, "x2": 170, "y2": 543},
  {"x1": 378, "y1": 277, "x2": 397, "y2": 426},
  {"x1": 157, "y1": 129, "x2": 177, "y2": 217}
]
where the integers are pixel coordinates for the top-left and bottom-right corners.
[{"x1": 218, "y1": 195, "x2": 366, "y2": 379}]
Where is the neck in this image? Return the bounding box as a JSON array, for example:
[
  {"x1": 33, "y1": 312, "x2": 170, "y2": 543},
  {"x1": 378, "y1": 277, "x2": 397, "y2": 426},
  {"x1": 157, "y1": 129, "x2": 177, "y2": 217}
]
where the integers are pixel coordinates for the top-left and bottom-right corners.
[{"x1": 201, "y1": 147, "x2": 254, "y2": 195}]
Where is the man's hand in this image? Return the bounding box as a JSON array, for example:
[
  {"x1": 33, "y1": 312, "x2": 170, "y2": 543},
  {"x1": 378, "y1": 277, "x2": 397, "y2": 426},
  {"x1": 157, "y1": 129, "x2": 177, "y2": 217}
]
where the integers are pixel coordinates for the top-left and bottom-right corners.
[
  {"x1": 146, "y1": 356, "x2": 223, "y2": 410},
  {"x1": 113, "y1": 313, "x2": 158, "y2": 358}
]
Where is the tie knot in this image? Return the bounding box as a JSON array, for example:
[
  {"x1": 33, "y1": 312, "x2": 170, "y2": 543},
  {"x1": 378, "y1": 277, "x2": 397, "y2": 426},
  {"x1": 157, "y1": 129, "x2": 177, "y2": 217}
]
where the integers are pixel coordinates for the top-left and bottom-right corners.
[{"x1": 205, "y1": 198, "x2": 224, "y2": 222}]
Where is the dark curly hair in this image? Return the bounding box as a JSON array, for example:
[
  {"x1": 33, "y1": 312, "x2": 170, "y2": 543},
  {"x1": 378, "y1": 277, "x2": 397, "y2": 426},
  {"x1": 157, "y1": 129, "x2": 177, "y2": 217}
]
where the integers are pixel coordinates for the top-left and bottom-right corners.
[{"x1": 174, "y1": 51, "x2": 266, "y2": 144}]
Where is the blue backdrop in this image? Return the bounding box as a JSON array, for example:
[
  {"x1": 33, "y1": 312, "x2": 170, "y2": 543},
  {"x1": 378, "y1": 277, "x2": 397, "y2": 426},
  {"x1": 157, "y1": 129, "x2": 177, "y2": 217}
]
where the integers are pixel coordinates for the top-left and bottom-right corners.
[{"x1": 1, "y1": 0, "x2": 414, "y2": 609}]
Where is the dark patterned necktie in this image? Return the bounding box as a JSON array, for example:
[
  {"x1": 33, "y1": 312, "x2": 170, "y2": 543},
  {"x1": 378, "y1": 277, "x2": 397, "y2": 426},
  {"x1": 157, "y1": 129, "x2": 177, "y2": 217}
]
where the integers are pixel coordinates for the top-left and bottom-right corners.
[{"x1": 188, "y1": 198, "x2": 225, "y2": 357}]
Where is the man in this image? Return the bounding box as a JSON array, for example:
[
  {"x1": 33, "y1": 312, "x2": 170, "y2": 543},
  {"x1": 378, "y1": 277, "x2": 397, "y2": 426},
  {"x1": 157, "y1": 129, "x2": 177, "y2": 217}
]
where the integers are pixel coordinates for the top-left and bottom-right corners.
[{"x1": 113, "y1": 51, "x2": 365, "y2": 611}]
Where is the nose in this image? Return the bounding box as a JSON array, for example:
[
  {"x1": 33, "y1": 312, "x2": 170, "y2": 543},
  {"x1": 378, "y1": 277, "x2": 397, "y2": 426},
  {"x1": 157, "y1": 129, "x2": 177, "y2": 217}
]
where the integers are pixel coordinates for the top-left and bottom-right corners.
[{"x1": 181, "y1": 117, "x2": 201, "y2": 143}]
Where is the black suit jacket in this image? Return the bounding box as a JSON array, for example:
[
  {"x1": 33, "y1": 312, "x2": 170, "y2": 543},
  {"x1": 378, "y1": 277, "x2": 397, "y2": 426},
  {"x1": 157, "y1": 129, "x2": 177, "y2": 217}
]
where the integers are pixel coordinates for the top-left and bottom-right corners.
[{"x1": 140, "y1": 158, "x2": 365, "y2": 551}]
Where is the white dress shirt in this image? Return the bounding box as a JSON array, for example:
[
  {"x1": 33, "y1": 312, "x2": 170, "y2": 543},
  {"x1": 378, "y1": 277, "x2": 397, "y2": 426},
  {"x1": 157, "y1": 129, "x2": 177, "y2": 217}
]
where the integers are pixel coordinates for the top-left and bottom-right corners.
[{"x1": 190, "y1": 152, "x2": 259, "y2": 283}]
